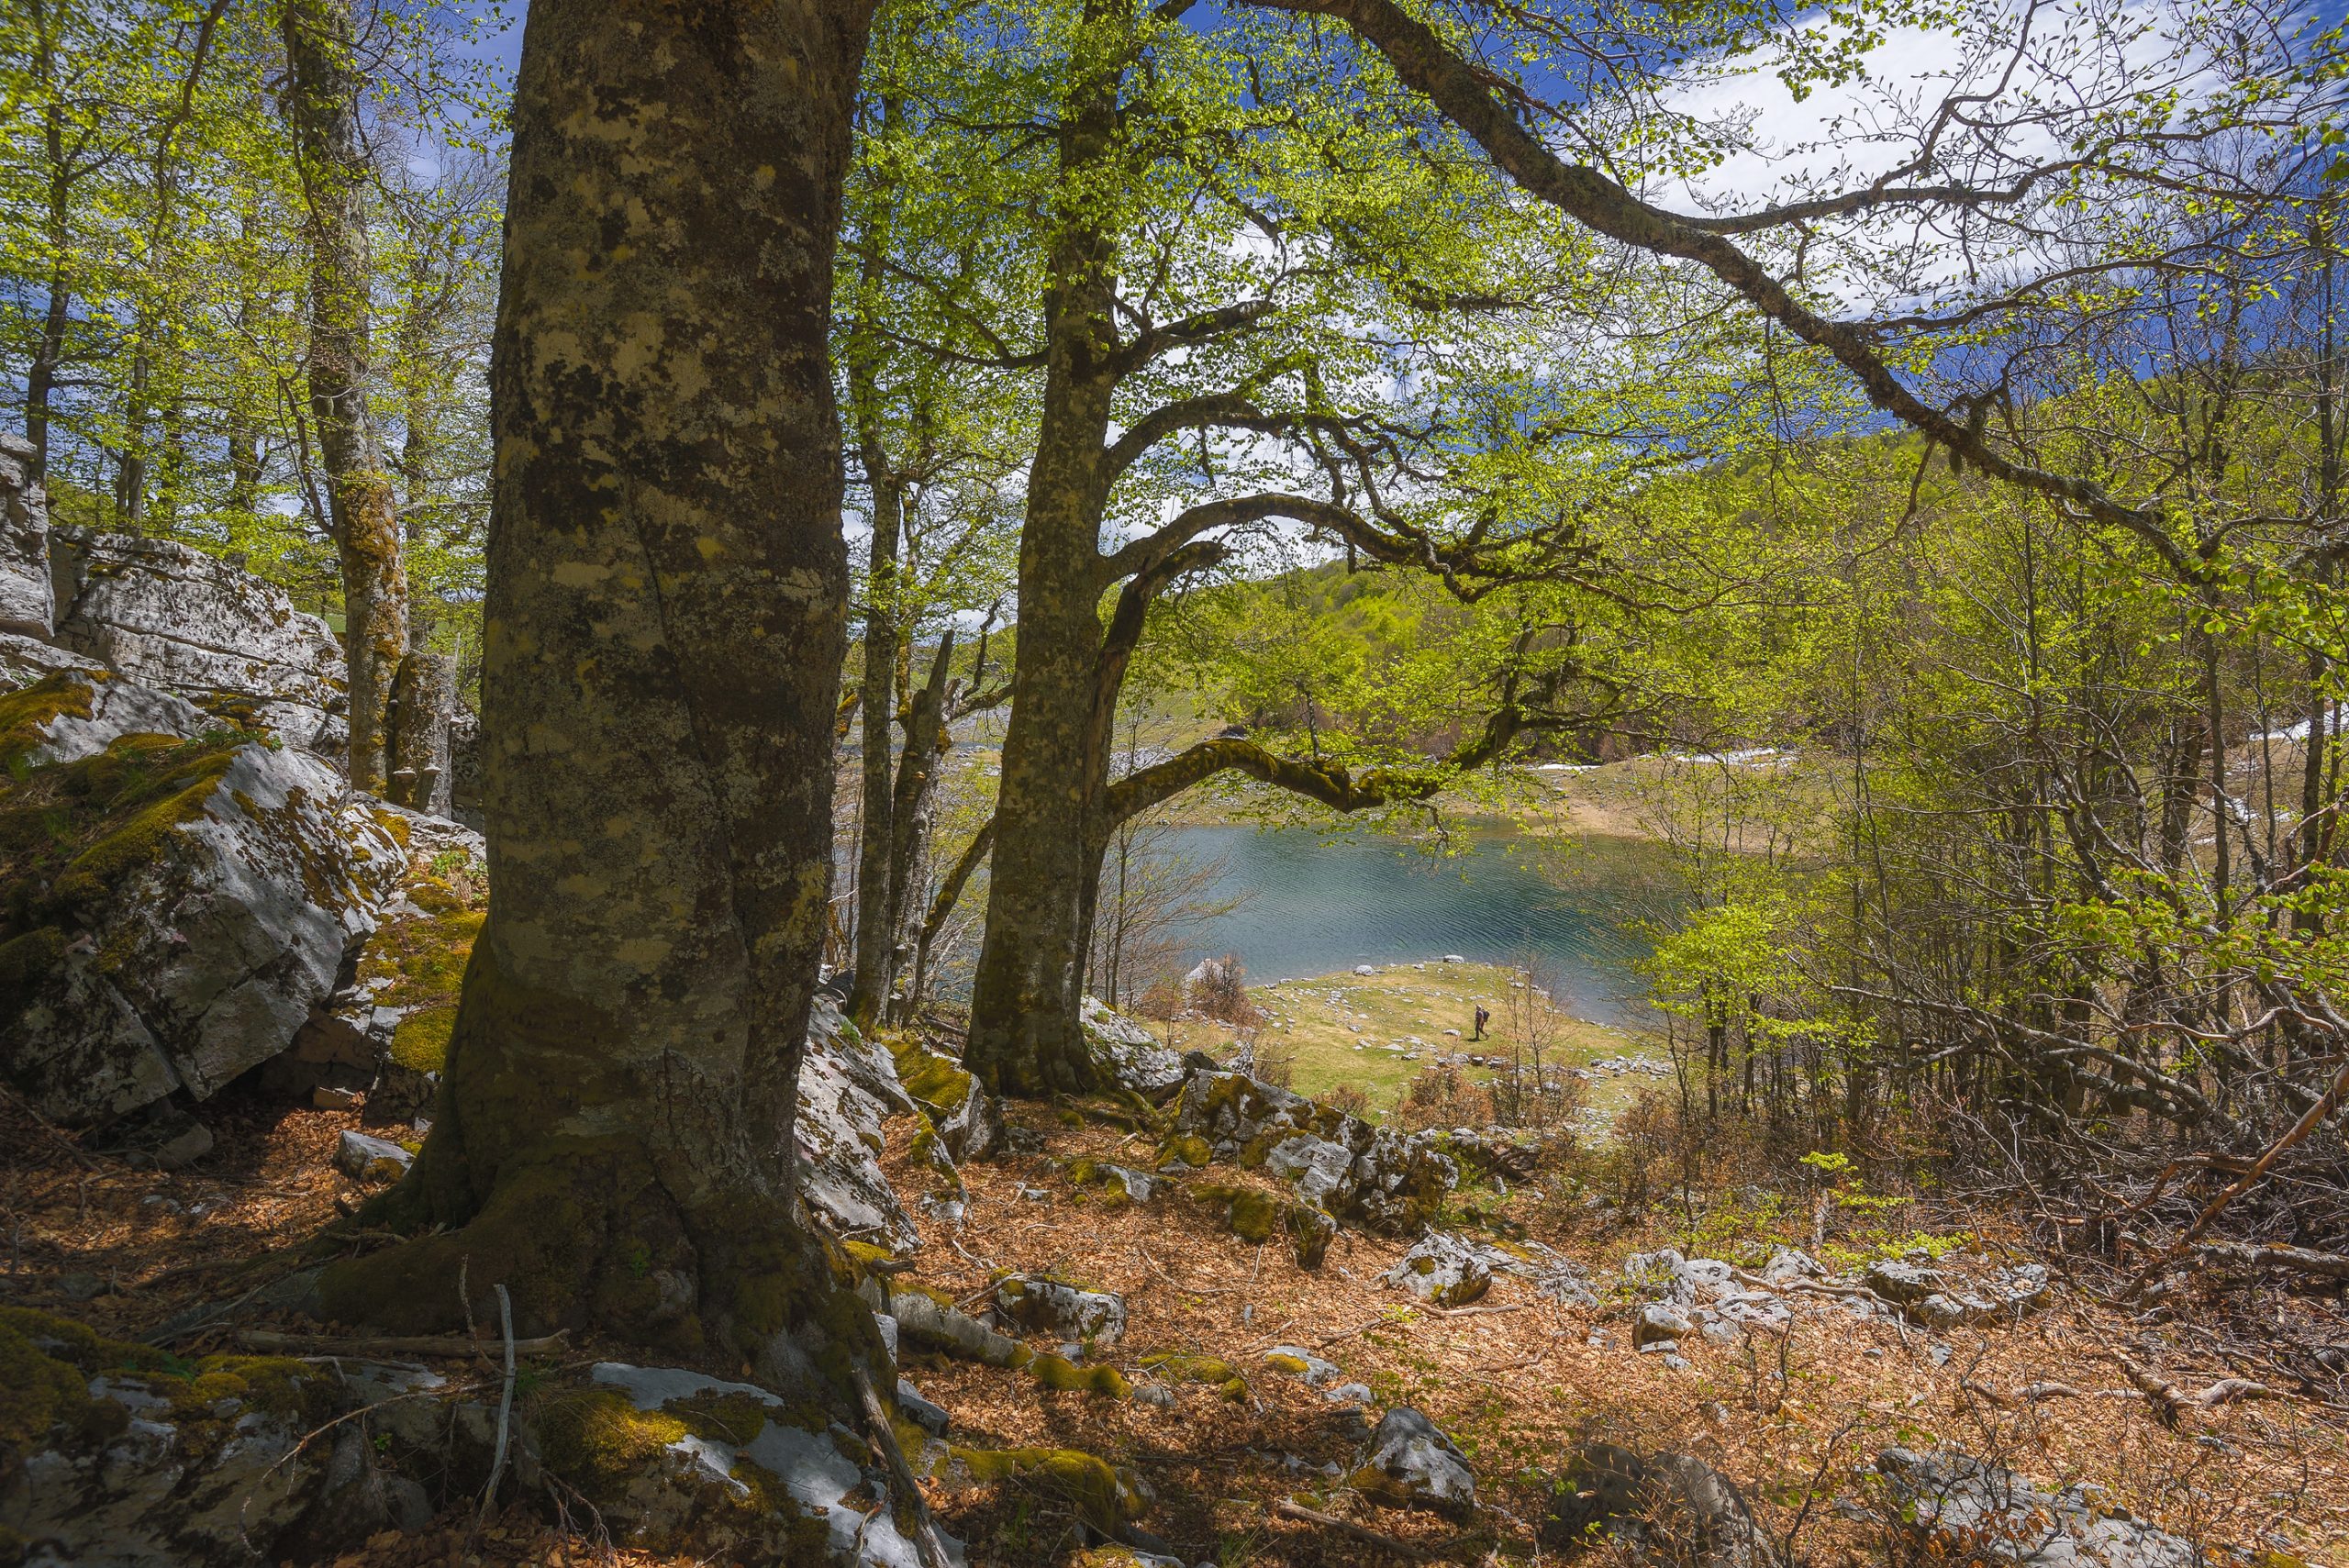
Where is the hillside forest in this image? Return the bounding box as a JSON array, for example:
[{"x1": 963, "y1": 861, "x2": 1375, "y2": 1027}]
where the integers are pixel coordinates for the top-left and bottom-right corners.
[{"x1": 3, "y1": 0, "x2": 2349, "y2": 1565}]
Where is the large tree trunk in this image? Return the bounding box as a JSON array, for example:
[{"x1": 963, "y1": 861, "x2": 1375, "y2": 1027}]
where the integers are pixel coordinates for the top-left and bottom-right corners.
[
  {"x1": 963, "y1": 372, "x2": 1117, "y2": 1093},
  {"x1": 282, "y1": 0, "x2": 406, "y2": 792},
  {"x1": 318, "y1": 0, "x2": 875, "y2": 1384}
]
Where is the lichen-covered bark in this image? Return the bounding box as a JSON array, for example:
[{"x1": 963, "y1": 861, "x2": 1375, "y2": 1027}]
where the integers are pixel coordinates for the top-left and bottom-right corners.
[
  {"x1": 282, "y1": 0, "x2": 406, "y2": 791},
  {"x1": 321, "y1": 0, "x2": 877, "y2": 1387}
]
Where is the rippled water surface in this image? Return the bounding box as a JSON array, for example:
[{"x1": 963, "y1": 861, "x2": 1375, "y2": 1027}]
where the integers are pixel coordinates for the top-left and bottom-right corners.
[{"x1": 1162, "y1": 824, "x2": 1678, "y2": 1026}]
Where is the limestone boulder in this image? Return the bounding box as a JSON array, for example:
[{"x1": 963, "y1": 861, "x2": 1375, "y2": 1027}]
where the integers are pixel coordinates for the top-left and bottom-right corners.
[
  {"x1": 49, "y1": 526, "x2": 347, "y2": 757},
  {"x1": 1384, "y1": 1231, "x2": 1494, "y2": 1307},
  {"x1": 1540, "y1": 1443, "x2": 1783, "y2": 1568},
  {"x1": 1874, "y1": 1447, "x2": 2199, "y2": 1568},
  {"x1": 552, "y1": 1362, "x2": 966, "y2": 1566},
  {"x1": 797, "y1": 1002, "x2": 920, "y2": 1252},
  {"x1": 1, "y1": 714, "x2": 401, "y2": 1128},
  {"x1": 1170, "y1": 1071, "x2": 1456, "y2": 1233},
  {"x1": 1081, "y1": 995, "x2": 1190, "y2": 1102},
  {"x1": 0, "y1": 630, "x2": 102, "y2": 694},
  {"x1": 1349, "y1": 1407, "x2": 1476, "y2": 1516},
  {"x1": 0, "y1": 433, "x2": 52, "y2": 638},
  {"x1": 0, "y1": 1308, "x2": 394, "y2": 1566},
  {"x1": 993, "y1": 1274, "x2": 1127, "y2": 1347}
]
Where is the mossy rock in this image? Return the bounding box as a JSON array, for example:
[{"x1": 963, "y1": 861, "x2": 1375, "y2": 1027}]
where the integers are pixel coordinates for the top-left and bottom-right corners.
[
  {"x1": 1187, "y1": 1183, "x2": 1334, "y2": 1268},
  {"x1": 1138, "y1": 1352, "x2": 1248, "y2": 1401},
  {"x1": 951, "y1": 1444, "x2": 1148, "y2": 1530},
  {"x1": 1156, "y1": 1132, "x2": 1212, "y2": 1169},
  {"x1": 1027, "y1": 1352, "x2": 1130, "y2": 1398}
]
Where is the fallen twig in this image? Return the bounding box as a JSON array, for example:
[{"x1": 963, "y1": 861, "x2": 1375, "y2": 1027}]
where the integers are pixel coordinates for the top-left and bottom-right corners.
[
  {"x1": 481, "y1": 1284, "x2": 517, "y2": 1515},
  {"x1": 2192, "y1": 1240, "x2": 2349, "y2": 1282},
  {"x1": 1273, "y1": 1497, "x2": 1436, "y2": 1561}
]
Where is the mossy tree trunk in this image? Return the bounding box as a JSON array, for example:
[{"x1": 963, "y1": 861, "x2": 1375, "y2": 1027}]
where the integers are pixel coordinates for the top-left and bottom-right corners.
[
  {"x1": 282, "y1": 0, "x2": 406, "y2": 793},
  {"x1": 321, "y1": 0, "x2": 880, "y2": 1387}
]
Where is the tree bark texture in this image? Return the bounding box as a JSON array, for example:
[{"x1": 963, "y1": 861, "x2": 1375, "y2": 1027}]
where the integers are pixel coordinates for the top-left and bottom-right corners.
[
  {"x1": 283, "y1": 0, "x2": 406, "y2": 791},
  {"x1": 319, "y1": 0, "x2": 876, "y2": 1380}
]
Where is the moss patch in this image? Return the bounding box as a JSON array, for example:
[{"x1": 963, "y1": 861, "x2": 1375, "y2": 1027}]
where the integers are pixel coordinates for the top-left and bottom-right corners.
[
  {"x1": 1138, "y1": 1352, "x2": 1248, "y2": 1400},
  {"x1": 1027, "y1": 1352, "x2": 1131, "y2": 1398},
  {"x1": 356, "y1": 874, "x2": 485, "y2": 1072},
  {"x1": 0, "y1": 728, "x2": 251, "y2": 951},
  {"x1": 1156, "y1": 1132, "x2": 1211, "y2": 1169},
  {"x1": 952, "y1": 1444, "x2": 1147, "y2": 1530}
]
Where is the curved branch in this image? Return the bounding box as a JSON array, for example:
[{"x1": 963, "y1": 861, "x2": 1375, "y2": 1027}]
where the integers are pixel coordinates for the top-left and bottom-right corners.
[
  {"x1": 1241, "y1": 0, "x2": 2181, "y2": 564},
  {"x1": 1104, "y1": 642, "x2": 1598, "y2": 824}
]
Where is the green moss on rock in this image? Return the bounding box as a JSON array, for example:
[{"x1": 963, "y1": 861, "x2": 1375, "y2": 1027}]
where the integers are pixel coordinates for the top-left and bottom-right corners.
[
  {"x1": 952, "y1": 1445, "x2": 1147, "y2": 1530},
  {"x1": 1027, "y1": 1352, "x2": 1130, "y2": 1398}
]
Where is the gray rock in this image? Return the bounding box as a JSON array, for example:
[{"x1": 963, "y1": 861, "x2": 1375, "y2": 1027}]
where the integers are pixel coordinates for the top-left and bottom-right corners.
[
  {"x1": 1864, "y1": 1259, "x2": 1944, "y2": 1305},
  {"x1": 50, "y1": 526, "x2": 349, "y2": 757},
  {"x1": 0, "y1": 659, "x2": 208, "y2": 765},
  {"x1": 1262, "y1": 1133, "x2": 1356, "y2": 1210},
  {"x1": 1080, "y1": 995, "x2": 1191, "y2": 1103},
  {"x1": 896, "y1": 1377, "x2": 950, "y2": 1437},
  {"x1": 1383, "y1": 1231, "x2": 1493, "y2": 1307},
  {"x1": 0, "y1": 435, "x2": 53, "y2": 638},
  {"x1": 1541, "y1": 1443, "x2": 1782, "y2": 1568},
  {"x1": 1324, "y1": 1382, "x2": 1373, "y2": 1405},
  {"x1": 3, "y1": 728, "x2": 403, "y2": 1128},
  {"x1": 1636, "y1": 1303, "x2": 1694, "y2": 1347},
  {"x1": 4, "y1": 1349, "x2": 377, "y2": 1567},
  {"x1": 796, "y1": 1002, "x2": 918, "y2": 1251},
  {"x1": 886, "y1": 1286, "x2": 1030, "y2": 1369},
  {"x1": 994, "y1": 1274, "x2": 1126, "y2": 1346},
  {"x1": 335, "y1": 1129, "x2": 414, "y2": 1182},
  {"x1": 1171, "y1": 1071, "x2": 1456, "y2": 1232},
  {"x1": 1760, "y1": 1247, "x2": 1825, "y2": 1286},
  {"x1": 1264, "y1": 1345, "x2": 1342, "y2": 1385},
  {"x1": 1349, "y1": 1407, "x2": 1476, "y2": 1516},
  {"x1": 0, "y1": 628, "x2": 104, "y2": 694},
  {"x1": 584, "y1": 1362, "x2": 966, "y2": 1565},
  {"x1": 1875, "y1": 1447, "x2": 2199, "y2": 1568},
  {"x1": 1097, "y1": 1163, "x2": 1157, "y2": 1202}
]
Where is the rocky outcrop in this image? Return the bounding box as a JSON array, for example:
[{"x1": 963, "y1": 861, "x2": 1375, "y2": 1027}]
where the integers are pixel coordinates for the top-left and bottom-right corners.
[
  {"x1": 1, "y1": 687, "x2": 403, "y2": 1127},
  {"x1": 1540, "y1": 1443, "x2": 1782, "y2": 1568},
  {"x1": 1169, "y1": 1071, "x2": 1457, "y2": 1234},
  {"x1": 1383, "y1": 1231, "x2": 1494, "y2": 1307},
  {"x1": 0, "y1": 434, "x2": 52, "y2": 637},
  {"x1": 47, "y1": 527, "x2": 347, "y2": 758},
  {"x1": 0, "y1": 1308, "x2": 414, "y2": 1566},
  {"x1": 562, "y1": 1362, "x2": 965, "y2": 1566},
  {"x1": 797, "y1": 1003, "x2": 920, "y2": 1252},
  {"x1": 0, "y1": 662, "x2": 209, "y2": 766},
  {"x1": 1874, "y1": 1447, "x2": 2199, "y2": 1568}
]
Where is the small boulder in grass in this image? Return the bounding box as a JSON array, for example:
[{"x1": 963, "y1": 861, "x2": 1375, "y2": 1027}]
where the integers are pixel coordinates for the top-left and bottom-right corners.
[{"x1": 335, "y1": 1129, "x2": 412, "y2": 1183}]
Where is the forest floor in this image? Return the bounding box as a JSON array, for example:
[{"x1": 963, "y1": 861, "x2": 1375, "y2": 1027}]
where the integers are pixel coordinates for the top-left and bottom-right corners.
[{"x1": 6, "y1": 1061, "x2": 2343, "y2": 1568}]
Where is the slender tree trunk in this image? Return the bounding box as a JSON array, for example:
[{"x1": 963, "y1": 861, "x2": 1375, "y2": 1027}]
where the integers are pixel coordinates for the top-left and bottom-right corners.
[
  {"x1": 318, "y1": 0, "x2": 876, "y2": 1380},
  {"x1": 845, "y1": 472, "x2": 903, "y2": 1027},
  {"x1": 283, "y1": 0, "x2": 406, "y2": 791},
  {"x1": 25, "y1": 4, "x2": 69, "y2": 487}
]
